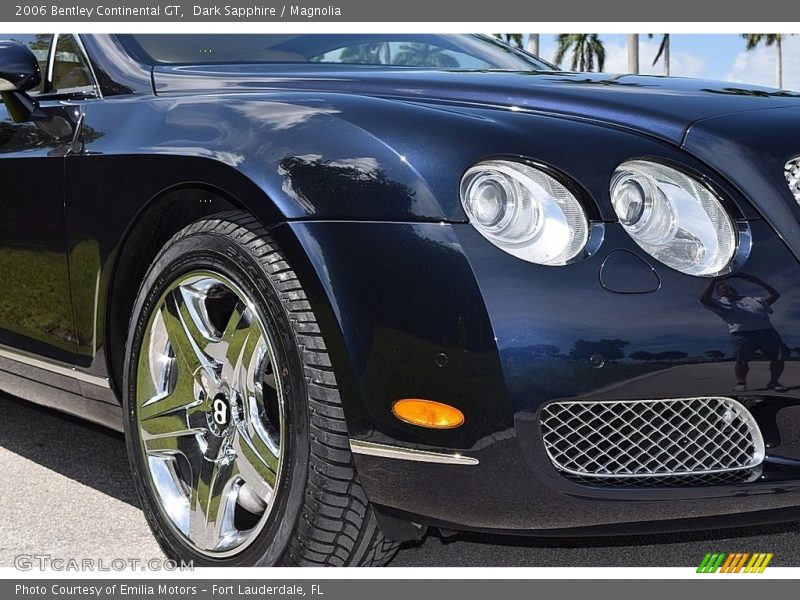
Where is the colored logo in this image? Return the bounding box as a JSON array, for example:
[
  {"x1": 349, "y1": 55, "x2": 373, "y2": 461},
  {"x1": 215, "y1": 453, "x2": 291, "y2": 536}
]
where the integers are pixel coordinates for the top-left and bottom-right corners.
[{"x1": 697, "y1": 552, "x2": 773, "y2": 573}]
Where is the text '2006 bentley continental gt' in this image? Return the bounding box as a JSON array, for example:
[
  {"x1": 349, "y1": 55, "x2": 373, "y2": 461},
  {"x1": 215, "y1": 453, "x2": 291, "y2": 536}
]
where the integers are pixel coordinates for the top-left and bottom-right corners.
[{"x1": 1, "y1": 33, "x2": 800, "y2": 566}]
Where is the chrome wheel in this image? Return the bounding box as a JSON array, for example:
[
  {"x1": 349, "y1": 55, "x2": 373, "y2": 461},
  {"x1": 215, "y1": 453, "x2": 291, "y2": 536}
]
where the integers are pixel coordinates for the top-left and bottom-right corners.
[{"x1": 135, "y1": 270, "x2": 285, "y2": 557}]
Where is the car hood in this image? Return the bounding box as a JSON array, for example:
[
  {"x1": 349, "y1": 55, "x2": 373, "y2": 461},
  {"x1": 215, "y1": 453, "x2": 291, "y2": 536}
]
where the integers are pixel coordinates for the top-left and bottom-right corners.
[{"x1": 153, "y1": 65, "x2": 800, "y2": 143}]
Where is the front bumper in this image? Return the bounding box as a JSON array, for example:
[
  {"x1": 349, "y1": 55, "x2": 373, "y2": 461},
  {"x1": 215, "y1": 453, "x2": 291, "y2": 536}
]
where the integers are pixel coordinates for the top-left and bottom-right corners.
[{"x1": 273, "y1": 218, "x2": 800, "y2": 533}]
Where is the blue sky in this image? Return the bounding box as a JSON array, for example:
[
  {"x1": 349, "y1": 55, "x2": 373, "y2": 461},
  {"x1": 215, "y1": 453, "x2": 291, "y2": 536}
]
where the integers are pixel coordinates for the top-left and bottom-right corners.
[{"x1": 528, "y1": 34, "x2": 799, "y2": 90}]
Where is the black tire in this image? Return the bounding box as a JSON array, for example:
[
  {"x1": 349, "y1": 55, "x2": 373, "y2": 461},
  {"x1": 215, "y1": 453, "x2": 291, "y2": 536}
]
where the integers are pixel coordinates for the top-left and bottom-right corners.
[{"x1": 123, "y1": 211, "x2": 399, "y2": 566}]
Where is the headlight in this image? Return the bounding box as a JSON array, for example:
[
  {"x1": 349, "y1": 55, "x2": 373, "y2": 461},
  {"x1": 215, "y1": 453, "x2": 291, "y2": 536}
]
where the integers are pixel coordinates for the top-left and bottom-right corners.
[
  {"x1": 610, "y1": 160, "x2": 737, "y2": 276},
  {"x1": 460, "y1": 160, "x2": 589, "y2": 265}
]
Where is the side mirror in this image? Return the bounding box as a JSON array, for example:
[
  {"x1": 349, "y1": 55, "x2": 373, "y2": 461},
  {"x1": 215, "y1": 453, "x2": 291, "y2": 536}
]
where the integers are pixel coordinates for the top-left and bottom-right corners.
[
  {"x1": 0, "y1": 41, "x2": 43, "y2": 123},
  {"x1": 0, "y1": 41, "x2": 41, "y2": 92}
]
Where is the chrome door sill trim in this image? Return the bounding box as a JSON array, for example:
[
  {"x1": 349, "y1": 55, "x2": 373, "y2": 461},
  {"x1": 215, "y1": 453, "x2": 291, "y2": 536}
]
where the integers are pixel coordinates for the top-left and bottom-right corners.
[
  {"x1": 0, "y1": 347, "x2": 111, "y2": 389},
  {"x1": 349, "y1": 440, "x2": 479, "y2": 465}
]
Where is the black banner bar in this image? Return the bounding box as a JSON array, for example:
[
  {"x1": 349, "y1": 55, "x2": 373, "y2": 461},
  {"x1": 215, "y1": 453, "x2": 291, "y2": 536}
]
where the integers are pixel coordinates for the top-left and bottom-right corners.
[
  {"x1": 2, "y1": 579, "x2": 785, "y2": 600},
  {"x1": 2, "y1": 0, "x2": 798, "y2": 22}
]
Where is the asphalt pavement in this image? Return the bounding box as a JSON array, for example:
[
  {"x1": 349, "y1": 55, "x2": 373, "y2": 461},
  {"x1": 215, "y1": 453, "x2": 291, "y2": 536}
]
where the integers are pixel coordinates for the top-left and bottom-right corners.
[{"x1": 1, "y1": 393, "x2": 800, "y2": 568}]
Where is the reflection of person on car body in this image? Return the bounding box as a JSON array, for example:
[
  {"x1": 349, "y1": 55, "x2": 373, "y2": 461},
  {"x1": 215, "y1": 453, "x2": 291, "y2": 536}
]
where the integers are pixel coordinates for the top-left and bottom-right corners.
[{"x1": 700, "y1": 274, "x2": 787, "y2": 392}]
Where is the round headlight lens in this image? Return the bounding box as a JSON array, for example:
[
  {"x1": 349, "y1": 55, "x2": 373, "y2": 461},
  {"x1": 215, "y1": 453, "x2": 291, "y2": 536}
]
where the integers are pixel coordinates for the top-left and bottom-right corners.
[
  {"x1": 612, "y1": 179, "x2": 647, "y2": 227},
  {"x1": 610, "y1": 160, "x2": 737, "y2": 276},
  {"x1": 461, "y1": 160, "x2": 589, "y2": 265},
  {"x1": 466, "y1": 172, "x2": 517, "y2": 229}
]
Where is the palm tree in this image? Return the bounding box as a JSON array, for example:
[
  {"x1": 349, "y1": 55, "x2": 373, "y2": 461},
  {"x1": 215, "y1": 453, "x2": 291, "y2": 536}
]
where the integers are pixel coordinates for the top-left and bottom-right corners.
[
  {"x1": 627, "y1": 34, "x2": 639, "y2": 74},
  {"x1": 742, "y1": 34, "x2": 785, "y2": 88},
  {"x1": 393, "y1": 43, "x2": 459, "y2": 68},
  {"x1": 554, "y1": 34, "x2": 606, "y2": 72},
  {"x1": 648, "y1": 34, "x2": 671, "y2": 76},
  {"x1": 527, "y1": 34, "x2": 540, "y2": 56}
]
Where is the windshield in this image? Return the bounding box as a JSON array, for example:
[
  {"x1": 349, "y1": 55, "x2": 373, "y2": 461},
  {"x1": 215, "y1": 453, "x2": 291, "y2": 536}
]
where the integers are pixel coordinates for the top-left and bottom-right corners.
[{"x1": 117, "y1": 34, "x2": 554, "y2": 71}]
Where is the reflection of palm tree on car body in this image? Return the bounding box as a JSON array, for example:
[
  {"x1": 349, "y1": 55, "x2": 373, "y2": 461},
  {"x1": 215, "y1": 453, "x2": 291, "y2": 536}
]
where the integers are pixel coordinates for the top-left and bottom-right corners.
[
  {"x1": 339, "y1": 43, "x2": 458, "y2": 68},
  {"x1": 700, "y1": 274, "x2": 787, "y2": 392},
  {"x1": 394, "y1": 43, "x2": 458, "y2": 68}
]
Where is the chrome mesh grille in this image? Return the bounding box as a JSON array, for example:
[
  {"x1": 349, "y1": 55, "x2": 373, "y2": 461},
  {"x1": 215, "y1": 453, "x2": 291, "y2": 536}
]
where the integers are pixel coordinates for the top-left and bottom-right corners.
[
  {"x1": 786, "y1": 157, "x2": 800, "y2": 205},
  {"x1": 540, "y1": 397, "x2": 764, "y2": 484}
]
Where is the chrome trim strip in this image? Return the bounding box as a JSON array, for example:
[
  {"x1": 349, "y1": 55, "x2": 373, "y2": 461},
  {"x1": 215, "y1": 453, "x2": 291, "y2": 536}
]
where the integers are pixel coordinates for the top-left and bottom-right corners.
[
  {"x1": 785, "y1": 156, "x2": 800, "y2": 205},
  {"x1": 47, "y1": 33, "x2": 58, "y2": 85},
  {"x1": 91, "y1": 269, "x2": 101, "y2": 355},
  {"x1": 349, "y1": 440, "x2": 479, "y2": 465},
  {"x1": 0, "y1": 347, "x2": 111, "y2": 389}
]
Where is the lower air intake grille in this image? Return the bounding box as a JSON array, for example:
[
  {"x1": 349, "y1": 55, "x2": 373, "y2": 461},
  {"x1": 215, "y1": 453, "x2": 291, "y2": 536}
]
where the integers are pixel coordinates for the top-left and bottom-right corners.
[{"x1": 540, "y1": 397, "x2": 764, "y2": 486}]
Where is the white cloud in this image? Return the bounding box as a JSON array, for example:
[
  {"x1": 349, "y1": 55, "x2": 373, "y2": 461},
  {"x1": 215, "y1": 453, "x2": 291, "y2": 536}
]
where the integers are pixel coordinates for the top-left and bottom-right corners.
[
  {"x1": 726, "y1": 36, "x2": 800, "y2": 91},
  {"x1": 602, "y1": 37, "x2": 706, "y2": 78}
]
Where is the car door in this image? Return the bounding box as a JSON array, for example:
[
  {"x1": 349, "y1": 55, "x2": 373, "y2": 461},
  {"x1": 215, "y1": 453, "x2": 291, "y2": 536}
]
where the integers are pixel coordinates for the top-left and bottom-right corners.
[{"x1": 0, "y1": 34, "x2": 88, "y2": 363}]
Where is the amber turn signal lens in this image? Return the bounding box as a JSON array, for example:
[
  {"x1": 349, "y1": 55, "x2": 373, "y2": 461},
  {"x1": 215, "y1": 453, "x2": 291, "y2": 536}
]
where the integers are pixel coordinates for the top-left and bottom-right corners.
[{"x1": 391, "y1": 399, "x2": 465, "y2": 429}]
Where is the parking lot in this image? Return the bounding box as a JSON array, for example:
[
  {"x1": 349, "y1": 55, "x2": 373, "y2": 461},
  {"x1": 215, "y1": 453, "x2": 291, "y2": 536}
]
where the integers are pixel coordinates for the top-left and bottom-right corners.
[{"x1": 1, "y1": 393, "x2": 799, "y2": 568}]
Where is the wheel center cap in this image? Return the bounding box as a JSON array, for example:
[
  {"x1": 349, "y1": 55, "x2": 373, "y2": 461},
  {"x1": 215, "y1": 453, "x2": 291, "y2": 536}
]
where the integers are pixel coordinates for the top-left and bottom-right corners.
[{"x1": 207, "y1": 392, "x2": 233, "y2": 435}]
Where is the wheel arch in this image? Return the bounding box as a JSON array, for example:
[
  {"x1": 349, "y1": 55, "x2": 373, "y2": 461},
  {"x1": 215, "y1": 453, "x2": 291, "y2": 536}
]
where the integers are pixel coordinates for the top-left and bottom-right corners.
[
  {"x1": 103, "y1": 182, "x2": 365, "y2": 444},
  {"x1": 105, "y1": 182, "x2": 249, "y2": 394}
]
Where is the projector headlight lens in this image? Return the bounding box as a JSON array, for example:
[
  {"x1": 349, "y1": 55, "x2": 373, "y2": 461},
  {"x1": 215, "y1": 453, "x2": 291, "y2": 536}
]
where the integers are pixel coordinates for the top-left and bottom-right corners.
[
  {"x1": 460, "y1": 160, "x2": 589, "y2": 265},
  {"x1": 610, "y1": 160, "x2": 737, "y2": 276}
]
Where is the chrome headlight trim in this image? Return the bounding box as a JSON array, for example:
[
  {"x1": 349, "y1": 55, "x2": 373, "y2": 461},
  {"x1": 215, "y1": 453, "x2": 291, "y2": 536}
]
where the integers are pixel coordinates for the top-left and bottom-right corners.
[
  {"x1": 460, "y1": 159, "x2": 592, "y2": 266},
  {"x1": 786, "y1": 156, "x2": 800, "y2": 205},
  {"x1": 610, "y1": 159, "x2": 739, "y2": 277}
]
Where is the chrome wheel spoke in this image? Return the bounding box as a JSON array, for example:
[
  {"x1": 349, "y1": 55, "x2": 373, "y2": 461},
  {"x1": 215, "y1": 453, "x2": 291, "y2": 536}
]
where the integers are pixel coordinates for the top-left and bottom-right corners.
[
  {"x1": 188, "y1": 455, "x2": 241, "y2": 551},
  {"x1": 144, "y1": 427, "x2": 205, "y2": 463},
  {"x1": 233, "y1": 428, "x2": 278, "y2": 501},
  {"x1": 140, "y1": 359, "x2": 209, "y2": 450},
  {"x1": 140, "y1": 417, "x2": 207, "y2": 455},
  {"x1": 140, "y1": 392, "x2": 209, "y2": 470},
  {"x1": 139, "y1": 383, "x2": 203, "y2": 424},
  {"x1": 218, "y1": 300, "x2": 265, "y2": 387},
  {"x1": 161, "y1": 286, "x2": 220, "y2": 386}
]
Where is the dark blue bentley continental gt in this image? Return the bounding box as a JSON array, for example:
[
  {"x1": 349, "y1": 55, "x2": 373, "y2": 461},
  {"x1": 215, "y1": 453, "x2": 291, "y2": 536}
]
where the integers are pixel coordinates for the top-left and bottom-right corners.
[{"x1": 1, "y1": 33, "x2": 800, "y2": 566}]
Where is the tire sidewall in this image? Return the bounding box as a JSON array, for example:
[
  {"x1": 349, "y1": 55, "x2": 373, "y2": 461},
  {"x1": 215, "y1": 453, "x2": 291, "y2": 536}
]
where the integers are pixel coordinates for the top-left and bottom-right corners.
[{"x1": 123, "y1": 231, "x2": 310, "y2": 567}]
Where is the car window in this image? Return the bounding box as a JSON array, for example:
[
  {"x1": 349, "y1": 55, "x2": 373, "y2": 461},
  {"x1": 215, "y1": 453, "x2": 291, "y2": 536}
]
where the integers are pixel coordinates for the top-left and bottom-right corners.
[
  {"x1": 0, "y1": 34, "x2": 51, "y2": 94},
  {"x1": 51, "y1": 34, "x2": 93, "y2": 93},
  {"x1": 119, "y1": 34, "x2": 553, "y2": 71}
]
